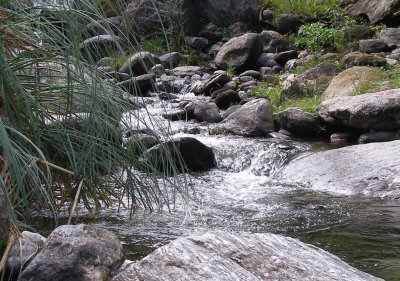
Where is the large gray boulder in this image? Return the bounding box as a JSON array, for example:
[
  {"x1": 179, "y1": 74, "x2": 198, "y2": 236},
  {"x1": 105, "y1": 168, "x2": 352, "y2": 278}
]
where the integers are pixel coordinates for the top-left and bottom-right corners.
[
  {"x1": 215, "y1": 33, "x2": 262, "y2": 72},
  {"x1": 379, "y1": 28, "x2": 400, "y2": 46},
  {"x1": 317, "y1": 89, "x2": 400, "y2": 130},
  {"x1": 18, "y1": 224, "x2": 124, "y2": 281},
  {"x1": 119, "y1": 51, "x2": 161, "y2": 75},
  {"x1": 278, "y1": 140, "x2": 400, "y2": 198},
  {"x1": 346, "y1": 0, "x2": 400, "y2": 24},
  {"x1": 111, "y1": 231, "x2": 382, "y2": 281},
  {"x1": 185, "y1": 101, "x2": 222, "y2": 123},
  {"x1": 275, "y1": 107, "x2": 320, "y2": 137},
  {"x1": 212, "y1": 98, "x2": 274, "y2": 137}
]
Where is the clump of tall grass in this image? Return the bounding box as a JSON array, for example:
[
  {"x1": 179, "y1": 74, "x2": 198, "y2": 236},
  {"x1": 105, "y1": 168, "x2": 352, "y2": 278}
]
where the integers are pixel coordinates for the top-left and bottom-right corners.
[
  {"x1": 0, "y1": 0, "x2": 189, "y2": 239},
  {"x1": 261, "y1": 0, "x2": 340, "y2": 17}
]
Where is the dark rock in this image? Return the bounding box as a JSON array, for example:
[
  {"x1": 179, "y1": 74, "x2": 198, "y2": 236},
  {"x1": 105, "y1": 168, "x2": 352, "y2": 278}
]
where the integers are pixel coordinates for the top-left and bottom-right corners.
[
  {"x1": 141, "y1": 137, "x2": 216, "y2": 172},
  {"x1": 330, "y1": 132, "x2": 354, "y2": 145},
  {"x1": 162, "y1": 110, "x2": 188, "y2": 121},
  {"x1": 278, "y1": 140, "x2": 400, "y2": 198},
  {"x1": 275, "y1": 14, "x2": 311, "y2": 34},
  {"x1": 96, "y1": 57, "x2": 112, "y2": 67},
  {"x1": 159, "y1": 52, "x2": 182, "y2": 69},
  {"x1": 238, "y1": 80, "x2": 258, "y2": 91},
  {"x1": 259, "y1": 30, "x2": 282, "y2": 50},
  {"x1": 214, "y1": 90, "x2": 241, "y2": 109},
  {"x1": 275, "y1": 107, "x2": 320, "y2": 137},
  {"x1": 172, "y1": 66, "x2": 203, "y2": 77},
  {"x1": 359, "y1": 39, "x2": 393, "y2": 54},
  {"x1": 126, "y1": 133, "x2": 160, "y2": 152},
  {"x1": 80, "y1": 35, "x2": 122, "y2": 60},
  {"x1": 342, "y1": 52, "x2": 387, "y2": 67},
  {"x1": 185, "y1": 101, "x2": 222, "y2": 123},
  {"x1": 186, "y1": 36, "x2": 209, "y2": 50},
  {"x1": 18, "y1": 224, "x2": 124, "y2": 281},
  {"x1": 214, "y1": 33, "x2": 263, "y2": 72},
  {"x1": 346, "y1": 0, "x2": 400, "y2": 25},
  {"x1": 318, "y1": 89, "x2": 400, "y2": 130},
  {"x1": 104, "y1": 71, "x2": 130, "y2": 82},
  {"x1": 229, "y1": 22, "x2": 249, "y2": 37},
  {"x1": 117, "y1": 74, "x2": 155, "y2": 95},
  {"x1": 280, "y1": 79, "x2": 308, "y2": 102},
  {"x1": 239, "y1": 76, "x2": 255, "y2": 83},
  {"x1": 158, "y1": 92, "x2": 179, "y2": 100},
  {"x1": 379, "y1": 28, "x2": 400, "y2": 46},
  {"x1": 264, "y1": 39, "x2": 296, "y2": 53},
  {"x1": 111, "y1": 231, "x2": 382, "y2": 281},
  {"x1": 156, "y1": 75, "x2": 189, "y2": 93},
  {"x1": 212, "y1": 98, "x2": 274, "y2": 137},
  {"x1": 199, "y1": 30, "x2": 222, "y2": 42},
  {"x1": 119, "y1": 52, "x2": 161, "y2": 75},
  {"x1": 85, "y1": 16, "x2": 122, "y2": 38},
  {"x1": 358, "y1": 131, "x2": 400, "y2": 144},
  {"x1": 222, "y1": 105, "x2": 241, "y2": 119},
  {"x1": 149, "y1": 64, "x2": 165, "y2": 78},
  {"x1": 221, "y1": 81, "x2": 237, "y2": 90},
  {"x1": 191, "y1": 70, "x2": 230, "y2": 95},
  {"x1": 273, "y1": 50, "x2": 298, "y2": 66},
  {"x1": 343, "y1": 25, "x2": 375, "y2": 41},
  {"x1": 256, "y1": 53, "x2": 275, "y2": 67},
  {"x1": 240, "y1": 70, "x2": 262, "y2": 80},
  {"x1": 192, "y1": 0, "x2": 259, "y2": 28}
]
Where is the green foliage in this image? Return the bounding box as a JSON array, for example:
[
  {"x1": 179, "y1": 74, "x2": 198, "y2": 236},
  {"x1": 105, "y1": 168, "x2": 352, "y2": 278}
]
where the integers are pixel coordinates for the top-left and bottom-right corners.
[
  {"x1": 250, "y1": 82, "x2": 321, "y2": 113},
  {"x1": 261, "y1": 0, "x2": 339, "y2": 17},
  {"x1": 295, "y1": 22, "x2": 346, "y2": 53}
]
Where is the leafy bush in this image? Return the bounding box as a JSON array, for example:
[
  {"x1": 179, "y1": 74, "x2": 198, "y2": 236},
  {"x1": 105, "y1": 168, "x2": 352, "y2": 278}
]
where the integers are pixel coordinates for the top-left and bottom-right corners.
[{"x1": 295, "y1": 22, "x2": 345, "y2": 53}]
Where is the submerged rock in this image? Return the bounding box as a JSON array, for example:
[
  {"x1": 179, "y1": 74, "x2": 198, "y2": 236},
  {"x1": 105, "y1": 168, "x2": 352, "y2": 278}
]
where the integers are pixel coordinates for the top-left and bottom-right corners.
[
  {"x1": 279, "y1": 140, "x2": 400, "y2": 198},
  {"x1": 141, "y1": 137, "x2": 216, "y2": 173},
  {"x1": 18, "y1": 224, "x2": 124, "y2": 281},
  {"x1": 111, "y1": 231, "x2": 382, "y2": 281}
]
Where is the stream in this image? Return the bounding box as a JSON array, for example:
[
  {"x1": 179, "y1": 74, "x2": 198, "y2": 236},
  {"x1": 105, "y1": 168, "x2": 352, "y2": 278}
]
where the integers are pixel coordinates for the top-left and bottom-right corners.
[{"x1": 34, "y1": 95, "x2": 400, "y2": 280}]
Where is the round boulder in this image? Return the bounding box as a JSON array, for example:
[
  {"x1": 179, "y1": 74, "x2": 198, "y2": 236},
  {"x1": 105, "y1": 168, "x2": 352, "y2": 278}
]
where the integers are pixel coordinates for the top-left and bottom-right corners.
[
  {"x1": 275, "y1": 107, "x2": 320, "y2": 137},
  {"x1": 119, "y1": 51, "x2": 161, "y2": 75}
]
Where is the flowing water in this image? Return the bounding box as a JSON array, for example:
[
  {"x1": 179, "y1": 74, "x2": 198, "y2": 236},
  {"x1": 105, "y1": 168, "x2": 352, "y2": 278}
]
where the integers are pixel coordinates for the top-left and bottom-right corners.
[{"x1": 35, "y1": 95, "x2": 400, "y2": 280}]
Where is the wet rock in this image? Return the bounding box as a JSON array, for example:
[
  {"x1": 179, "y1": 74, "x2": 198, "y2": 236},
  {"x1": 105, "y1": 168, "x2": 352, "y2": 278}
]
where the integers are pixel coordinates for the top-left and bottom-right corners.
[
  {"x1": 346, "y1": 0, "x2": 400, "y2": 25},
  {"x1": 330, "y1": 132, "x2": 354, "y2": 145},
  {"x1": 111, "y1": 231, "x2": 382, "y2": 281},
  {"x1": 264, "y1": 39, "x2": 295, "y2": 53},
  {"x1": 342, "y1": 52, "x2": 387, "y2": 68},
  {"x1": 18, "y1": 224, "x2": 124, "y2": 281},
  {"x1": 185, "y1": 36, "x2": 209, "y2": 50},
  {"x1": 240, "y1": 70, "x2": 262, "y2": 80},
  {"x1": 214, "y1": 33, "x2": 262, "y2": 72},
  {"x1": 156, "y1": 75, "x2": 189, "y2": 93},
  {"x1": 321, "y1": 66, "x2": 383, "y2": 101},
  {"x1": 0, "y1": 188, "x2": 10, "y2": 244},
  {"x1": 239, "y1": 76, "x2": 255, "y2": 83},
  {"x1": 273, "y1": 50, "x2": 298, "y2": 66},
  {"x1": 212, "y1": 98, "x2": 274, "y2": 137},
  {"x1": 358, "y1": 131, "x2": 400, "y2": 144},
  {"x1": 275, "y1": 14, "x2": 311, "y2": 34},
  {"x1": 359, "y1": 39, "x2": 392, "y2": 54},
  {"x1": 7, "y1": 231, "x2": 46, "y2": 274},
  {"x1": 149, "y1": 64, "x2": 165, "y2": 78},
  {"x1": 172, "y1": 66, "x2": 203, "y2": 77},
  {"x1": 185, "y1": 101, "x2": 222, "y2": 123},
  {"x1": 119, "y1": 52, "x2": 161, "y2": 75},
  {"x1": 379, "y1": 28, "x2": 400, "y2": 46},
  {"x1": 126, "y1": 133, "x2": 160, "y2": 152},
  {"x1": 256, "y1": 53, "x2": 275, "y2": 67},
  {"x1": 159, "y1": 52, "x2": 182, "y2": 68},
  {"x1": 117, "y1": 73, "x2": 155, "y2": 96},
  {"x1": 191, "y1": 70, "x2": 230, "y2": 95},
  {"x1": 279, "y1": 140, "x2": 400, "y2": 198},
  {"x1": 141, "y1": 137, "x2": 216, "y2": 173},
  {"x1": 318, "y1": 89, "x2": 400, "y2": 130},
  {"x1": 80, "y1": 35, "x2": 122, "y2": 60},
  {"x1": 214, "y1": 90, "x2": 241, "y2": 110},
  {"x1": 275, "y1": 107, "x2": 320, "y2": 137}
]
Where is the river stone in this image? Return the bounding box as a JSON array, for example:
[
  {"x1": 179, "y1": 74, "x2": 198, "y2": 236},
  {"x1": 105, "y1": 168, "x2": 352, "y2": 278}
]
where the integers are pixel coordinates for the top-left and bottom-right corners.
[
  {"x1": 0, "y1": 188, "x2": 10, "y2": 243},
  {"x1": 172, "y1": 66, "x2": 203, "y2": 77},
  {"x1": 343, "y1": 24, "x2": 375, "y2": 41},
  {"x1": 7, "y1": 231, "x2": 46, "y2": 273},
  {"x1": 141, "y1": 137, "x2": 216, "y2": 172},
  {"x1": 212, "y1": 98, "x2": 274, "y2": 137},
  {"x1": 117, "y1": 73, "x2": 155, "y2": 96},
  {"x1": 111, "y1": 231, "x2": 382, "y2": 281},
  {"x1": 214, "y1": 89, "x2": 241, "y2": 110},
  {"x1": 80, "y1": 35, "x2": 122, "y2": 60},
  {"x1": 379, "y1": 28, "x2": 400, "y2": 46},
  {"x1": 275, "y1": 107, "x2": 320, "y2": 137},
  {"x1": 346, "y1": 0, "x2": 400, "y2": 25},
  {"x1": 359, "y1": 39, "x2": 392, "y2": 54},
  {"x1": 317, "y1": 89, "x2": 400, "y2": 130},
  {"x1": 279, "y1": 140, "x2": 400, "y2": 198},
  {"x1": 342, "y1": 52, "x2": 387, "y2": 68},
  {"x1": 185, "y1": 36, "x2": 209, "y2": 50},
  {"x1": 358, "y1": 131, "x2": 400, "y2": 144},
  {"x1": 185, "y1": 101, "x2": 222, "y2": 123},
  {"x1": 159, "y1": 52, "x2": 182, "y2": 68},
  {"x1": 321, "y1": 66, "x2": 383, "y2": 101},
  {"x1": 274, "y1": 13, "x2": 310, "y2": 34},
  {"x1": 214, "y1": 33, "x2": 262, "y2": 72},
  {"x1": 297, "y1": 62, "x2": 338, "y2": 90},
  {"x1": 119, "y1": 51, "x2": 160, "y2": 75},
  {"x1": 18, "y1": 224, "x2": 124, "y2": 281},
  {"x1": 191, "y1": 70, "x2": 230, "y2": 95}
]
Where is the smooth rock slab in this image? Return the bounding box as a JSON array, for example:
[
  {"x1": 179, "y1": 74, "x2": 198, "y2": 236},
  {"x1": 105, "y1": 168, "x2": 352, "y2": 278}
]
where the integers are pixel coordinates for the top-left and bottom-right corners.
[
  {"x1": 278, "y1": 140, "x2": 400, "y2": 198},
  {"x1": 318, "y1": 89, "x2": 400, "y2": 130},
  {"x1": 111, "y1": 231, "x2": 382, "y2": 281},
  {"x1": 18, "y1": 224, "x2": 124, "y2": 281}
]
